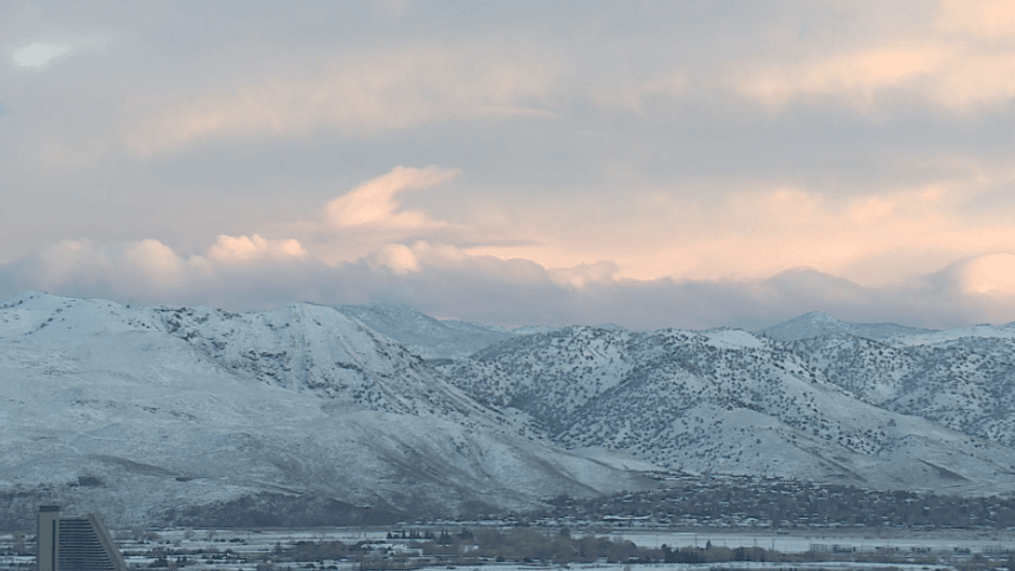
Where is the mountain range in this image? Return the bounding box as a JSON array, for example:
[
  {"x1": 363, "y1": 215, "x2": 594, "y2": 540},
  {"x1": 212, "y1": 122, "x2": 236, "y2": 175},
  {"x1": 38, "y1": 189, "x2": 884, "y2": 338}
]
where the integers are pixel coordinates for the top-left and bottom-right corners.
[{"x1": 2, "y1": 292, "x2": 1015, "y2": 529}]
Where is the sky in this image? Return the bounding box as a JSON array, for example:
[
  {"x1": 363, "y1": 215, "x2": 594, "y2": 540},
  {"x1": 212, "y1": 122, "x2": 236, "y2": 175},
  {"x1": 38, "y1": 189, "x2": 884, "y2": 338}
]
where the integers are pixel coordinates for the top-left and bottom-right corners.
[{"x1": 2, "y1": 0, "x2": 1015, "y2": 330}]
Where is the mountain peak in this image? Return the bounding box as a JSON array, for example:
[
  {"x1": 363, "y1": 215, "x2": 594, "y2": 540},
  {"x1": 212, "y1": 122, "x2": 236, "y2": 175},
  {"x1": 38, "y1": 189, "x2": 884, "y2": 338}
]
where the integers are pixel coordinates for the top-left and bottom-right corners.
[
  {"x1": 798, "y1": 310, "x2": 844, "y2": 323},
  {"x1": 759, "y1": 311, "x2": 936, "y2": 342},
  {"x1": 757, "y1": 311, "x2": 851, "y2": 341},
  {"x1": 2, "y1": 290, "x2": 72, "y2": 308}
]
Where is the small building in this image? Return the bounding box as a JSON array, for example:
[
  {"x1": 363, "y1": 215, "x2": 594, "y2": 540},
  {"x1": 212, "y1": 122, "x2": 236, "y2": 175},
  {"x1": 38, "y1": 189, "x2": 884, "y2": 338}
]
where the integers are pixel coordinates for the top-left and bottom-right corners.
[{"x1": 37, "y1": 505, "x2": 126, "y2": 571}]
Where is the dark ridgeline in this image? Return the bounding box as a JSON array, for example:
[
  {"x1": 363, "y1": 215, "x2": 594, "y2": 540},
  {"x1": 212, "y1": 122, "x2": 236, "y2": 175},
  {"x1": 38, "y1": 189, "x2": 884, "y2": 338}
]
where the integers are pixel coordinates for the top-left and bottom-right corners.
[{"x1": 37, "y1": 505, "x2": 126, "y2": 571}]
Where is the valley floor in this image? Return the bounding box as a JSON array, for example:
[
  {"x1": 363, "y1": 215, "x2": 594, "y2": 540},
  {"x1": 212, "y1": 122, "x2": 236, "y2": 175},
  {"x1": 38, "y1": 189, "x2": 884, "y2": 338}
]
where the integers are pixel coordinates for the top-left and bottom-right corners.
[{"x1": 2, "y1": 526, "x2": 1011, "y2": 571}]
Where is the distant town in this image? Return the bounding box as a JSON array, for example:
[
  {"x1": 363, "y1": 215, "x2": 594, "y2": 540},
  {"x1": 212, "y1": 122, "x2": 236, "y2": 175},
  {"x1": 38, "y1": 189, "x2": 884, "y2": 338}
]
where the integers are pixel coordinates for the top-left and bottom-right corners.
[{"x1": 4, "y1": 503, "x2": 1015, "y2": 571}]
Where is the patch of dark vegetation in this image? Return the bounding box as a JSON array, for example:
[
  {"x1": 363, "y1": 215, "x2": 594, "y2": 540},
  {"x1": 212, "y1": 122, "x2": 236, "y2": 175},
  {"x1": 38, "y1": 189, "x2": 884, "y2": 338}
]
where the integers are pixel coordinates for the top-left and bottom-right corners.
[
  {"x1": 366, "y1": 529, "x2": 1015, "y2": 571},
  {"x1": 165, "y1": 493, "x2": 403, "y2": 527},
  {"x1": 0, "y1": 488, "x2": 62, "y2": 531},
  {"x1": 6, "y1": 474, "x2": 1015, "y2": 533},
  {"x1": 369, "y1": 528, "x2": 884, "y2": 567},
  {"x1": 73, "y1": 475, "x2": 104, "y2": 487},
  {"x1": 121, "y1": 529, "x2": 805, "y2": 570},
  {"x1": 532, "y1": 476, "x2": 1015, "y2": 529},
  {"x1": 414, "y1": 527, "x2": 651, "y2": 564}
]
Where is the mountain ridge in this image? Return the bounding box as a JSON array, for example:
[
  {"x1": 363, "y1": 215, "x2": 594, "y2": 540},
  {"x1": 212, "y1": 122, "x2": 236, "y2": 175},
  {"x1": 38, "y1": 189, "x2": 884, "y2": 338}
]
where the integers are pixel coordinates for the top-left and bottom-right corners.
[
  {"x1": 0, "y1": 292, "x2": 656, "y2": 529},
  {"x1": 757, "y1": 311, "x2": 938, "y2": 342},
  {"x1": 434, "y1": 324, "x2": 1015, "y2": 494},
  {"x1": 5, "y1": 291, "x2": 1015, "y2": 528}
]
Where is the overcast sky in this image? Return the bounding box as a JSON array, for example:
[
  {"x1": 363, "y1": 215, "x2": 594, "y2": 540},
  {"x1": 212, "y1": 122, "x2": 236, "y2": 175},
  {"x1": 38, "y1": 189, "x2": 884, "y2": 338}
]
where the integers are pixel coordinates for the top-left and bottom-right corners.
[{"x1": 3, "y1": 0, "x2": 1015, "y2": 330}]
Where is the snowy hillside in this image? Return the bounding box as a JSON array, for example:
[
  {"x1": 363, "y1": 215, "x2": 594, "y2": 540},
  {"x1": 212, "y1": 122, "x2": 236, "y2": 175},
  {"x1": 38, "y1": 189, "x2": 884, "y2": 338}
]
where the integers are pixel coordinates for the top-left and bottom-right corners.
[
  {"x1": 788, "y1": 331, "x2": 1015, "y2": 447},
  {"x1": 0, "y1": 293, "x2": 655, "y2": 529},
  {"x1": 437, "y1": 325, "x2": 1015, "y2": 494},
  {"x1": 753, "y1": 313, "x2": 1015, "y2": 449},
  {"x1": 5, "y1": 292, "x2": 1015, "y2": 530}
]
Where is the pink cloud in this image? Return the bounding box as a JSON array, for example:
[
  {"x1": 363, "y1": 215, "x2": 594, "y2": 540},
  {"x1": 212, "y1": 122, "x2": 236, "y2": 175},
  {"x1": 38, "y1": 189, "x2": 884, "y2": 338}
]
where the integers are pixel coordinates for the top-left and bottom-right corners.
[
  {"x1": 368, "y1": 243, "x2": 420, "y2": 275},
  {"x1": 324, "y1": 166, "x2": 460, "y2": 228},
  {"x1": 206, "y1": 234, "x2": 308, "y2": 263},
  {"x1": 954, "y1": 253, "x2": 1015, "y2": 295}
]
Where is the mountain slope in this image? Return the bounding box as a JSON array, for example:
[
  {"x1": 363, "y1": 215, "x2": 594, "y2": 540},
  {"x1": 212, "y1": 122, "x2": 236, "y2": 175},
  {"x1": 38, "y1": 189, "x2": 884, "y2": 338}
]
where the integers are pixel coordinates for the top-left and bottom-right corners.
[
  {"x1": 0, "y1": 293, "x2": 656, "y2": 529},
  {"x1": 437, "y1": 325, "x2": 1015, "y2": 494},
  {"x1": 787, "y1": 332, "x2": 1015, "y2": 447},
  {"x1": 6, "y1": 292, "x2": 1015, "y2": 530}
]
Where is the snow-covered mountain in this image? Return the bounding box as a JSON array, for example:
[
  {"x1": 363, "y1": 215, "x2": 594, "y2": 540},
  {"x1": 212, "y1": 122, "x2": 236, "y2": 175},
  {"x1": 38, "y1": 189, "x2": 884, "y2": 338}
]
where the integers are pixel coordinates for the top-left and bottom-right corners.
[
  {"x1": 6, "y1": 293, "x2": 1015, "y2": 530},
  {"x1": 758, "y1": 311, "x2": 937, "y2": 342},
  {"x1": 787, "y1": 330, "x2": 1015, "y2": 447},
  {"x1": 753, "y1": 313, "x2": 1015, "y2": 449},
  {"x1": 436, "y1": 325, "x2": 1015, "y2": 494},
  {"x1": 0, "y1": 293, "x2": 655, "y2": 529}
]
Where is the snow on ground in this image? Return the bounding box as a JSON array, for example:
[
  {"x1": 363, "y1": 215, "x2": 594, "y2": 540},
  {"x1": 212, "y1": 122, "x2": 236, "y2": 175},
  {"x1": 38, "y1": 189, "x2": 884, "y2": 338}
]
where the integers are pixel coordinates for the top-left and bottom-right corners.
[
  {"x1": 702, "y1": 330, "x2": 766, "y2": 350},
  {"x1": 890, "y1": 324, "x2": 1015, "y2": 346}
]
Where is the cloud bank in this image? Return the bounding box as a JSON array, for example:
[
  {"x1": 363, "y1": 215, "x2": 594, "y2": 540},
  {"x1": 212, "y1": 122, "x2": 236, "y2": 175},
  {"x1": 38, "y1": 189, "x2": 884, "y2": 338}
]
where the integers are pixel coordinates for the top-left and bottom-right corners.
[
  {"x1": 4, "y1": 233, "x2": 1015, "y2": 331},
  {"x1": 3, "y1": 162, "x2": 1015, "y2": 330},
  {"x1": 4, "y1": 2, "x2": 1015, "y2": 330}
]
